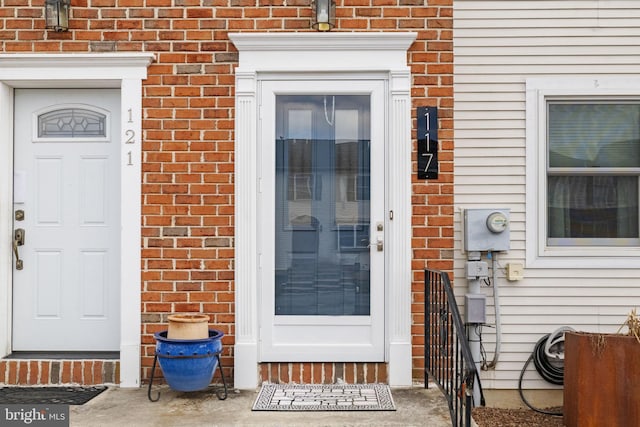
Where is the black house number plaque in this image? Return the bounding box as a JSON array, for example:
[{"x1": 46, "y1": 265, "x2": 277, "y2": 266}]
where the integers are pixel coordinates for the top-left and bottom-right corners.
[{"x1": 417, "y1": 106, "x2": 438, "y2": 180}]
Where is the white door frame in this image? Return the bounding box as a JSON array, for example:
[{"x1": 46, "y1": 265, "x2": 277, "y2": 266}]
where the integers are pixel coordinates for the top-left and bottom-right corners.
[
  {"x1": 231, "y1": 32, "x2": 416, "y2": 389},
  {"x1": 0, "y1": 53, "x2": 153, "y2": 387}
]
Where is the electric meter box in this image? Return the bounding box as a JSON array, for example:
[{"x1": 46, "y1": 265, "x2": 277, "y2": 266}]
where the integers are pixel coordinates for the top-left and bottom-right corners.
[{"x1": 464, "y1": 208, "x2": 510, "y2": 252}]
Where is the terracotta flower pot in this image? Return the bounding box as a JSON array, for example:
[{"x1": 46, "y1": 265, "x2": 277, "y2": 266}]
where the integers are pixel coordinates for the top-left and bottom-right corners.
[{"x1": 167, "y1": 314, "x2": 210, "y2": 339}]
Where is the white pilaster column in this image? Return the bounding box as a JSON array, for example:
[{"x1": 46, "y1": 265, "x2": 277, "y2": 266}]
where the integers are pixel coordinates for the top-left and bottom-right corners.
[
  {"x1": 233, "y1": 70, "x2": 260, "y2": 389},
  {"x1": 120, "y1": 77, "x2": 143, "y2": 388},
  {"x1": 387, "y1": 69, "x2": 413, "y2": 387}
]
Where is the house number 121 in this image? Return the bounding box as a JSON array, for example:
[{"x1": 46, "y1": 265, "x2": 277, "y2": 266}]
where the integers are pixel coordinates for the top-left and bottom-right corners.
[{"x1": 126, "y1": 108, "x2": 135, "y2": 166}]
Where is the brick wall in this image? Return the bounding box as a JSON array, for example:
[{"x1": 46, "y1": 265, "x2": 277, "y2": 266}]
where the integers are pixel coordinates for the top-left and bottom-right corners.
[
  {"x1": 0, "y1": 359, "x2": 119, "y2": 385},
  {"x1": 0, "y1": 0, "x2": 453, "y2": 385},
  {"x1": 260, "y1": 362, "x2": 387, "y2": 385}
]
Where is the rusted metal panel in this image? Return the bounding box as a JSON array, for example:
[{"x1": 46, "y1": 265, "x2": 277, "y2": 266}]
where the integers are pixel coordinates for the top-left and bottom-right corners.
[{"x1": 564, "y1": 332, "x2": 640, "y2": 427}]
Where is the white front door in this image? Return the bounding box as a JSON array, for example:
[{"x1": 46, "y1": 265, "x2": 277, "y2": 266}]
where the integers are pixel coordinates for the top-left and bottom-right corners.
[
  {"x1": 259, "y1": 79, "x2": 386, "y2": 361},
  {"x1": 12, "y1": 89, "x2": 120, "y2": 351}
]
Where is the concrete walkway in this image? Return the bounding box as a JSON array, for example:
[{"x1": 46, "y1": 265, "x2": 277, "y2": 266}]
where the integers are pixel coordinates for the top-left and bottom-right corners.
[{"x1": 70, "y1": 384, "x2": 453, "y2": 427}]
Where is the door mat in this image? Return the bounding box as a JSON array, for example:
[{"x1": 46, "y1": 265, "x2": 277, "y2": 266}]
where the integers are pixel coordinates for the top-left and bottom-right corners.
[
  {"x1": 252, "y1": 384, "x2": 396, "y2": 411},
  {"x1": 0, "y1": 386, "x2": 107, "y2": 405}
]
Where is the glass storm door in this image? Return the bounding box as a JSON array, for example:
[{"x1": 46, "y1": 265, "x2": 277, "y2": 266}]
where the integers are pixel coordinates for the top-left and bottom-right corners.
[{"x1": 259, "y1": 80, "x2": 385, "y2": 361}]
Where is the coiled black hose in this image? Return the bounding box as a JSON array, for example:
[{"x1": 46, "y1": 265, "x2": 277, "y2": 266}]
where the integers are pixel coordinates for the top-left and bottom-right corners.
[
  {"x1": 518, "y1": 333, "x2": 564, "y2": 417},
  {"x1": 532, "y1": 333, "x2": 564, "y2": 386}
]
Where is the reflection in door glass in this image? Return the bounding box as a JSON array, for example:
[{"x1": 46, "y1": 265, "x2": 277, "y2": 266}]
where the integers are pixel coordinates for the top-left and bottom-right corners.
[{"x1": 275, "y1": 95, "x2": 371, "y2": 316}]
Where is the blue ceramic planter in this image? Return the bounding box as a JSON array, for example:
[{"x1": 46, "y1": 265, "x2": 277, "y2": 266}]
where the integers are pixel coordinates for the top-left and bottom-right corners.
[{"x1": 154, "y1": 329, "x2": 224, "y2": 392}]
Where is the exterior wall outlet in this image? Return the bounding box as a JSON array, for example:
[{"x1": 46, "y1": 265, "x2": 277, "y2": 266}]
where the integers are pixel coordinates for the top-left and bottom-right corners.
[{"x1": 506, "y1": 263, "x2": 524, "y2": 281}]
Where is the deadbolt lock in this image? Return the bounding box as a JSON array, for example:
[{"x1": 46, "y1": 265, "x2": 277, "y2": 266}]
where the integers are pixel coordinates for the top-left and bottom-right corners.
[{"x1": 15, "y1": 210, "x2": 24, "y2": 221}]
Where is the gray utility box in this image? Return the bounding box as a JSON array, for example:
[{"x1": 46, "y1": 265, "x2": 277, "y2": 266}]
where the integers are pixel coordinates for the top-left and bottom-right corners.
[
  {"x1": 465, "y1": 293, "x2": 486, "y2": 324},
  {"x1": 463, "y1": 208, "x2": 510, "y2": 252}
]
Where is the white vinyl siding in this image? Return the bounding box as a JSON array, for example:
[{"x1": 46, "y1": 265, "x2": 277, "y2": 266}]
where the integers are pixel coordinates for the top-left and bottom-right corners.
[{"x1": 454, "y1": 1, "x2": 640, "y2": 390}]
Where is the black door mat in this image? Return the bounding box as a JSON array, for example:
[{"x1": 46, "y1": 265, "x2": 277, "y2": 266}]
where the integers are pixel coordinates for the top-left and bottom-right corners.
[{"x1": 0, "y1": 386, "x2": 107, "y2": 405}]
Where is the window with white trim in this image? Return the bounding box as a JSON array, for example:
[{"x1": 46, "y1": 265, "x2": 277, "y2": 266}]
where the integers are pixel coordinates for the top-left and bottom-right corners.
[
  {"x1": 526, "y1": 78, "x2": 640, "y2": 267},
  {"x1": 547, "y1": 102, "x2": 640, "y2": 246}
]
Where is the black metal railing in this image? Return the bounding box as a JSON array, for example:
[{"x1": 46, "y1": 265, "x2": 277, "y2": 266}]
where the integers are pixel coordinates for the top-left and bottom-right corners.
[{"x1": 425, "y1": 269, "x2": 476, "y2": 427}]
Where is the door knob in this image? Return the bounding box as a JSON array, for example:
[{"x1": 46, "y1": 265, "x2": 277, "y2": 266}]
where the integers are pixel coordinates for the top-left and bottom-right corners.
[
  {"x1": 366, "y1": 237, "x2": 383, "y2": 251},
  {"x1": 13, "y1": 228, "x2": 25, "y2": 270},
  {"x1": 375, "y1": 237, "x2": 383, "y2": 251}
]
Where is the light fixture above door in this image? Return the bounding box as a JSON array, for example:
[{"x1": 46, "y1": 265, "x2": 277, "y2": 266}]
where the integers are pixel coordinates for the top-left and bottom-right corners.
[
  {"x1": 312, "y1": 0, "x2": 335, "y2": 32},
  {"x1": 45, "y1": 0, "x2": 70, "y2": 32}
]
